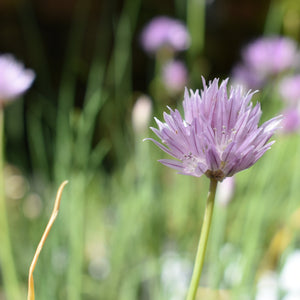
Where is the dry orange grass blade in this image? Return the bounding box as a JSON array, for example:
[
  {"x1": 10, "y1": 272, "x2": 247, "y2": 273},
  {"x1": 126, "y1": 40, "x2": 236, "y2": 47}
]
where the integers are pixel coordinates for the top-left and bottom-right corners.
[{"x1": 27, "y1": 180, "x2": 68, "y2": 300}]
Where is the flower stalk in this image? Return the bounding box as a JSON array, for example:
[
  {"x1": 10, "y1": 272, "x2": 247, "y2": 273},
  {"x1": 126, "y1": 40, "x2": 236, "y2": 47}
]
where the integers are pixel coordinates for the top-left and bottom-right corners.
[
  {"x1": 186, "y1": 178, "x2": 218, "y2": 300},
  {"x1": 0, "y1": 107, "x2": 21, "y2": 300}
]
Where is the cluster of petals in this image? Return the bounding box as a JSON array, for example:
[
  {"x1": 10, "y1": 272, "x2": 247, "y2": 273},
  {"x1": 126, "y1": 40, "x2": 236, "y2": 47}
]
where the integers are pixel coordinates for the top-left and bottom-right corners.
[
  {"x1": 0, "y1": 54, "x2": 35, "y2": 105},
  {"x1": 232, "y1": 36, "x2": 298, "y2": 89},
  {"x1": 140, "y1": 16, "x2": 190, "y2": 54},
  {"x1": 146, "y1": 78, "x2": 282, "y2": 181}
]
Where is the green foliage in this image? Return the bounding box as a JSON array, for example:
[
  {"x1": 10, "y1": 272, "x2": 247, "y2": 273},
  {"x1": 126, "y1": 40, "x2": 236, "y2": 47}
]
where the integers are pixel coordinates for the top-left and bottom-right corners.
[{"x1": 2, "y1": 0, "x2": 300, "y2": 299}]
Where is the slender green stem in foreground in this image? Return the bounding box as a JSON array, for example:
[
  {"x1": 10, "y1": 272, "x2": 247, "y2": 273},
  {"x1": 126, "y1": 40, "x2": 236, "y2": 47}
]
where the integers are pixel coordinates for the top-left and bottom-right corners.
[
  {"x1": 186, "y1": 178, "x2": 218, "y2": 300},
  {"x1": 0, "y1": 108, "x2": 21, "y2": 300}
]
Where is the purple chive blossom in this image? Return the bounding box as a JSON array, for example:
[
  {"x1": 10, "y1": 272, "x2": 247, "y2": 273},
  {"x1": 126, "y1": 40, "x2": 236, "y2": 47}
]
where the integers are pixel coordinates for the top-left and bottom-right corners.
[
  {"x1": 162, "y1": 60, "x2": 188, "y2": 93},
  {"x1": 279, "y1": 75, "x2": 300, "y2": 105},
  {"x1": 242, "y1": 36, "x2": 298, "y2": 77},
  {"x1": 232, "y1": 37, "x2": 298, "y2": 89},
  {"x1": 145, "y1": 78, "x2": 282, "y2": 181},
  {"x1": 280, "y1": 108, "x2": 300, "y2": 133},
  {"x1": 140, "y1": 16, "x2": 190, "y2": 54},
  {"x1": 0, "y1": 54, "x2": 35, "y2": 105}
]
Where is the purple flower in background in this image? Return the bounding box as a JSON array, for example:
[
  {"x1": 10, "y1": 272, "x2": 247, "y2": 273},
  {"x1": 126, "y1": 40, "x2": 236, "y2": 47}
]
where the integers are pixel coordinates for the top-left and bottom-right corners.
[
  {"x1": 146, "y1": 78, "x2": 282, "y2": 181},
  {"x1": 0, "y1": 54, "x2": 35, "y2": 105},
  {"x1": 279, "y1": 75, "x2": 300, "y2": 104},
  {"x1": 232, "y1": 64, "x2": 265, "y2": 89},
  {"x1": 140, "y1": 16, "x2": 190, "y2": 54},
  {"x1": 232, "y1": 36, "x2": 298, "y2": 89},
  {"x1": 242, "y1": 36, "x2": 298, "y2": 77},
  {"x1": 162, "y1": 60, "x2": 188, "y2": 93},
  {"x1": 280, "y1": 109, "x2": 300, "y2": 133}
]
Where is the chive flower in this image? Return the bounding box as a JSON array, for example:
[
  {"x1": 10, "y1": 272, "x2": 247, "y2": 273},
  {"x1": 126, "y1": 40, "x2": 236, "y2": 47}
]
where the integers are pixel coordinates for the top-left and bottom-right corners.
[
  {"x1": 232, "y1": 36, "x2": 298, "y2": 89},
  {"x1": 146, "y1": 78, "x2": 282, "y2": 181},
  {"x1": 242, "y1": 37, "x2": 298, "y2": 77},
  {"x1": 0, "y1": 54, "x2": 35, "y2": 105},
  {"x1": 140, "y1": 16, "x2": 190, "y2": 54}
]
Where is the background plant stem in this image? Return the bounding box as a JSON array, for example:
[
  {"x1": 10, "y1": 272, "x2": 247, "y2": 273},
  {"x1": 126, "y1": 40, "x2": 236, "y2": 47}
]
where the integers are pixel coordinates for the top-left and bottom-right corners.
[
  {"x1": 0, "y1": 108, "x2": 21, "y2": 300},
  {"x1": 187, "y1": 0, "x2": 206, "y2": 85}
]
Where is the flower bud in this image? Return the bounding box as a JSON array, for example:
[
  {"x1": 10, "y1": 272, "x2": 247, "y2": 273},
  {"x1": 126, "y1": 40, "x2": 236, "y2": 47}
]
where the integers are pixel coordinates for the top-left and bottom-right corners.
[{"x1": 132, "y1": 95, "x2": 152, "y2": 135}]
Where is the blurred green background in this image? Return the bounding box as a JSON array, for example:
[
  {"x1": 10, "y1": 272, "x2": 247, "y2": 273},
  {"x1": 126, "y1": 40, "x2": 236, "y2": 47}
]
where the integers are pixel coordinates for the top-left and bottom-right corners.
[{"x1": 1, "y1": 0, "x2": 300, "y2": 299}]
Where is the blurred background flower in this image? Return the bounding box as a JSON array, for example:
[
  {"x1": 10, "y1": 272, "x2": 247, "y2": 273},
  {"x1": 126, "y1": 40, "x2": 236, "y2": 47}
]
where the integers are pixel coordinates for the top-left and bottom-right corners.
[
  {"x1": 280, "y1": 108, "x2": 300, "y2": 133},
  {"x1": 279, "y1": 74, "x2": 300, "y2": 105},
  {"x1": 280, "y1": 250, "x2": 300, "y2": 298},
  {"x1": 232, "y1": 36, "x2": 299, "y2": 89},
  {"x1": 160, "y1": 250, "x2": 192, "y2": 300},
  {"x1": 255, "y1": 271, "x2": 278, "y2": 300},
  {"x1": 140, "y1": 16, "x2": 190, "y2": 54},
  {"x1": 162, "y1": 60, "x2": 188, "y2": 94},
  {"x1": 0, "y1": 54, "x2": 35, "y2": 105},
  {"x1": 132, "y1": 94, "x2": 153, "y2": 135},
  {"x1": 242, "y1": 37, "x2": 298, "y2": 76}
]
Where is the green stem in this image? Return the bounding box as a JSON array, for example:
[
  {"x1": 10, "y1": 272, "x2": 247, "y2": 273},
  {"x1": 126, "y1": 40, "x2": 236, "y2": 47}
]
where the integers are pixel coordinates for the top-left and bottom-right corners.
[
  {"x1": 0, "y1": 108, "x2": 21, "y2": 300},
  {"x1": 187, "y1": 0, "x2": 205, "y2": 57},
  {"x1": 186, "y1": 178, "x2": 218, "y2": 300}
]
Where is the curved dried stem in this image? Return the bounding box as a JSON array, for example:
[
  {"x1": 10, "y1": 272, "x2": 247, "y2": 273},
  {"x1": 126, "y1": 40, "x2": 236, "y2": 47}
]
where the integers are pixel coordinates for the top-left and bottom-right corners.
[{"x1": 27, "y1": 180, "x2": 68, "y2": 300}]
